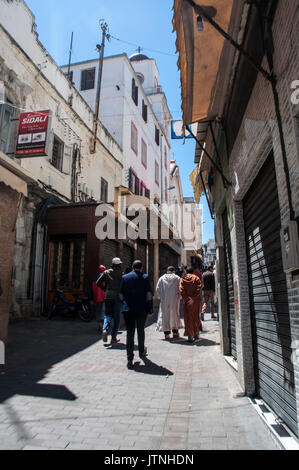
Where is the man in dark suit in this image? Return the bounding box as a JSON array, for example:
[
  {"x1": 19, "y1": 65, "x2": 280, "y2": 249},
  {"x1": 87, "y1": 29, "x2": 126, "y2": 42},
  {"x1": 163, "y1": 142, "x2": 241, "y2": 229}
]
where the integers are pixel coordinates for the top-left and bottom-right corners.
[{"x1": 120, "y1": 260, "x2": 153, "y2": 370}]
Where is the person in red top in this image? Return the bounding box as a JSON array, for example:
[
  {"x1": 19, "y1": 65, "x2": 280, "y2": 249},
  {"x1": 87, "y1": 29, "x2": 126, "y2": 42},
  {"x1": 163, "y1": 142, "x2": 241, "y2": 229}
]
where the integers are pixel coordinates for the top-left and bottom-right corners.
[{"x1": 89, "y1": 265, "x2": 106, "y2": 332}]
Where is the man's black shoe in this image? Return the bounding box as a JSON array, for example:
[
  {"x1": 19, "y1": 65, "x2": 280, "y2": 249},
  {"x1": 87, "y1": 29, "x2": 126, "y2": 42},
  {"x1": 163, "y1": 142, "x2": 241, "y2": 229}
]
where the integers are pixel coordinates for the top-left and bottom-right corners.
[
  {"x1": 127, "y1": 361, "x2": 134, "y2": 370},
  {"x1": 139, "y1": 346, "x2": 148, "y2": 361}
]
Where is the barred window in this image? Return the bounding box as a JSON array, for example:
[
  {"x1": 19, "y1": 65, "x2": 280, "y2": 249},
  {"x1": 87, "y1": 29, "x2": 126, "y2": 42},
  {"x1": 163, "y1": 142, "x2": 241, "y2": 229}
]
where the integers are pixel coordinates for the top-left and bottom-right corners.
[{"x1": 81, "y1": 68, "x2": 95, "y2": 91}]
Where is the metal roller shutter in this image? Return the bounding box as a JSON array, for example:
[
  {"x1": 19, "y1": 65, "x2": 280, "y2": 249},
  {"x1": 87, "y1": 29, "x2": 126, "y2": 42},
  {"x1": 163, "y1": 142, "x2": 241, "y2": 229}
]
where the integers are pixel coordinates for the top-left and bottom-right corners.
[
  {"x1": 243, "y1": 153, "x2": 297, "y2": 435},
  {"x1": 222, "y1": 209, "x2": 237, "y2": 359},
  {"x1": 103, "y1": 239, "x2": 118, "y2": 268},
  {"x1": 137, "y1": 243, "x2": 146, "y2": 270},
  {"x1": 123, "y1": 244, "x2": 134, "y2": 272},
  {"x1": 148, "y1": 244, "x2": 155, "y2": 292},
  {"x1": 159, "y1": 244, "x2": 179, "y2": 276}
]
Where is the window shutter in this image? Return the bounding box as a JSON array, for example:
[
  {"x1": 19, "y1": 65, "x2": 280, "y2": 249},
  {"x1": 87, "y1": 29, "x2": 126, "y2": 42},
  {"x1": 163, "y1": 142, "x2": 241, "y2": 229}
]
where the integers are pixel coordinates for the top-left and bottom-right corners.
[
  {"x1": 62, "y1": 144, "x2": 72, "y2": 174},
  {"x1": 135, "y1": 176, "x2": 140, "y2": 195},
  {"x1": 128, "y1": 167, "x2": 133, "y2": 191},
  {"x1": 142, "y1": 101, "x2": 148, "y2": 122},
  {"x1": 155, "y1": 127, "x2": 160, "y2": 146}
]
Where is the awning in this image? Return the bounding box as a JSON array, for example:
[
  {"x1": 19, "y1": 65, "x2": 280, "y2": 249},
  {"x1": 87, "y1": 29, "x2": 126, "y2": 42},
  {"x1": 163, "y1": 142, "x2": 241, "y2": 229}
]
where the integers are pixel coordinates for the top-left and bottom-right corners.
[
  {"x1": 189, "y1": 167, "x2": 201, "y2": 204},
  {"x1": 173, "y1": 0, "x2": 234, "y2": 126}
]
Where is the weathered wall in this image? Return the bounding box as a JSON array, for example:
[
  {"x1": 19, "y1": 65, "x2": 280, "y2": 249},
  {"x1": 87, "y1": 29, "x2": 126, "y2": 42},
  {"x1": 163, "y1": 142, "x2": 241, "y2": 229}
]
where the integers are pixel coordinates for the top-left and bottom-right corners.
[{"x1": 0, "y1": 182, "x2": 20, "y2": 342}]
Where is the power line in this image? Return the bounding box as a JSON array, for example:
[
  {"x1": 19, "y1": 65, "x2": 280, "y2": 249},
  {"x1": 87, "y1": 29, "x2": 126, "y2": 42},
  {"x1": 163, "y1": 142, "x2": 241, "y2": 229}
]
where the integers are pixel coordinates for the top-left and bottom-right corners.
[
  {"x1": 110, "y1": 34, "x2": 176, "y2": 58},
  {"x1": 0, "y1": 100, "x2": 183, "y2": 123}
]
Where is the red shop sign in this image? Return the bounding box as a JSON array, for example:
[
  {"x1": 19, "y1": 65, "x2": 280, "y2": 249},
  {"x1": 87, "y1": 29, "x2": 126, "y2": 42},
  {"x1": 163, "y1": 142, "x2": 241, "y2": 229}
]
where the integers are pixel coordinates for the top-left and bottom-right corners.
[{"x1": 15, "y1": 110, "x2": 52, "y2": 158}]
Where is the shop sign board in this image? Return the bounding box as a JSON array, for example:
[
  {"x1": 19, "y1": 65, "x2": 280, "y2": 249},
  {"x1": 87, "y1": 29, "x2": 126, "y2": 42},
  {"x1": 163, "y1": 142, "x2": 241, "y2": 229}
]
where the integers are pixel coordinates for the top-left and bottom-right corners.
[{"x1": 15, "y1": 110, "x2": 52, "y2": 158}]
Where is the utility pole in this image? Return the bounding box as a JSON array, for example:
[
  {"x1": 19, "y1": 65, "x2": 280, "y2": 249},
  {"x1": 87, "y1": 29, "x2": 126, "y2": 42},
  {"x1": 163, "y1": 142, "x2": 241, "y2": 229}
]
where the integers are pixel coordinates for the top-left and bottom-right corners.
[{"x1": 91, "y1": 20, "x2": 110, "y2": 154}]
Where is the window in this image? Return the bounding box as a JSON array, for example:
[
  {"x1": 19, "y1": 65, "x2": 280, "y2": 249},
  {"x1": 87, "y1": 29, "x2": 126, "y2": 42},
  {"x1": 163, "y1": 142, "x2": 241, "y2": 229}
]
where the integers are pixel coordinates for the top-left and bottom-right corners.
[
  {"x1": 141, "y1": 139, "x2": 147, "y2": 168},
  {"x1": 0, "y1": 101, "x2": 15, "y2": 154},
  {"x1": 128, "y1": 168, "x2": 140, "y2": 195},
  {"x1": 51, "y1": 135, "x2": 64, "y2": 171},
  {"x1": 135, "y1": 175, "x2": 140, "y2": 195},
  {"x1": 155, "y1": 161, "x2": 160, "y2": 186},
  {"x1": 101, "y1": 177, "x2": 108, "y2": 203},
  {"x1": 131, "y1": 121, "x2": 138, "y2": 155},
  {"x1": 142, "y1": 100, "x2": 148, "y2": 123},
  {"x1": 155, "y1": 126, "x2": 160, "y2": 146},
  {"x1": 140, "y1": 182, "x2": 150, "y2": 199},
  {"x1": 128, "y1": 167, "x2": 135, "y2": 193},
  {"x1": 131, "y1": 78, "x2": 138, "y2": 106},
  {"x1": 164, "y1": 147, "x2": 168, "y2": 169},
  {"x1": 81, "y1": 68, "x2": 95, "y2": 91}
]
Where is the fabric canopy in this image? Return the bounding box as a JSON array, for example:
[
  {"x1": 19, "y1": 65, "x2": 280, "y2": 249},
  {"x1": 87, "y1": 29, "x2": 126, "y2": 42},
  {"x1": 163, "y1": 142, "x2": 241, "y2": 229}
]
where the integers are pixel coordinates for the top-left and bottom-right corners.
[
  {"x1": 173, "y1": 0, "x2": 234, "y2": 126},
  {"x1": 189, "y1": 166, "x2": 203, "y2": 204}
]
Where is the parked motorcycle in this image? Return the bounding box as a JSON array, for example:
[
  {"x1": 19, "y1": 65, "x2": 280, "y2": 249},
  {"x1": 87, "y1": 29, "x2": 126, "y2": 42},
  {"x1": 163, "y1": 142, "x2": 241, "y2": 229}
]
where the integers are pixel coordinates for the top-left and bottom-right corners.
[{"x1": 47, "y1": 289, "x2": 93, "y2": 322}]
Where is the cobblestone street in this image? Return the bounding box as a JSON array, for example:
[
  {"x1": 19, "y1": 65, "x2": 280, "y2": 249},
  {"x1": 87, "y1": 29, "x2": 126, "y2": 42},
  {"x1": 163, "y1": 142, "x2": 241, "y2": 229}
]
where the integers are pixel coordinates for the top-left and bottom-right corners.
[{"x1": 0, "y1": 315, "x2": 279, "y2": 451}]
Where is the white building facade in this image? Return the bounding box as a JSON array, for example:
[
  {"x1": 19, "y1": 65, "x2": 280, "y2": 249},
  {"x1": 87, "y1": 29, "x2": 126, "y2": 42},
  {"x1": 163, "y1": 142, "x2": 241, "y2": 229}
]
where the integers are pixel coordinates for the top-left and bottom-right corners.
[{"x1": 61, "y1": 52, "x2": 172, "y2": 213}]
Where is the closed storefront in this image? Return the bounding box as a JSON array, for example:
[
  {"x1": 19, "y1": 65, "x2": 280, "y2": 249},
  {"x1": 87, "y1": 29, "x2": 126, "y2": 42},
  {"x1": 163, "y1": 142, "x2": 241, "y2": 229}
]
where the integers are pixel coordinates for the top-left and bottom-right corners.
[
  {"x1": 243, "y1": 153, "x2": 297, "y2": 435},
  {"x1": 159, "y1": 243, "x2": 179, "y2": 276},
  {"x1": 222, "y1": 209, "x2": 237, "y2": 360},
  {"x1": 148, "y1": 243, "x2": 155, "y2": 292},
  {"x1": 103, "y1": 239, "x2": 118, "y2": 268},
  {"x1": 123, "y1": 243, "x2": 134, "y2": 272},
  {"x1": 137, "y1": 242, "x2": 147, "y2": 270}
]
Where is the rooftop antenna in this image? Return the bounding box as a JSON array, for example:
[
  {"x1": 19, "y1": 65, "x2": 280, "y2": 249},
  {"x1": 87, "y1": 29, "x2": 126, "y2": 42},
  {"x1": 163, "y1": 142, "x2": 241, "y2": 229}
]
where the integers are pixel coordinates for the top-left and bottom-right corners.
[{"x1": 67, "y1": 32, "x2": 74, "y2": 82}]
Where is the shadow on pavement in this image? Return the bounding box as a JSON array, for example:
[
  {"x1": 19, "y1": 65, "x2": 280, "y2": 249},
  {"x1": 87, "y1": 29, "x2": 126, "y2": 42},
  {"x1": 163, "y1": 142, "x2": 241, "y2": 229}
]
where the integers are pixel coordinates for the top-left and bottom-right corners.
[
  {"x1": 0, "y1": 318, "x2": 102, "y2": 404},
  {"x1": 166, "y1": 337, "x2": 220, "y2": 347},
  {"x1": 133, "y1": 358, "x2": 174, "y2": 376},
  {"x1": 104, "y1": 341, "x2": 126, "y2": 350}
]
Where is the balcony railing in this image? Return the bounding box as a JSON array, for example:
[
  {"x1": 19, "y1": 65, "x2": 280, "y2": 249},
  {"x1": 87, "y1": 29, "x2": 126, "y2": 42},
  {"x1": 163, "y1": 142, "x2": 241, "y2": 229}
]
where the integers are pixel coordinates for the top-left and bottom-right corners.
[{"x1": 143, "y1": 85, "x2": 163, "y2": 95}]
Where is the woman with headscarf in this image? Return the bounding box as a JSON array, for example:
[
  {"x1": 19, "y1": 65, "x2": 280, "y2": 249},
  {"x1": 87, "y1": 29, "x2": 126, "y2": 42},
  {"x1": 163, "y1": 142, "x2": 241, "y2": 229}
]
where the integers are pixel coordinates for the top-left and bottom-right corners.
[{"x1": 179, "y1": 266, "x2": 202, "y2": 343}]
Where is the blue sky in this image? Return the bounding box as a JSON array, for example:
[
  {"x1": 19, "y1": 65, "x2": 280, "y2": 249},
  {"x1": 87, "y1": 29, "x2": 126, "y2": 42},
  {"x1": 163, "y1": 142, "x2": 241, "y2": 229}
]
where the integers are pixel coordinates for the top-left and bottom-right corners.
[{"x1": 25, "y1": 0, "x2": 214, "y2": 243}]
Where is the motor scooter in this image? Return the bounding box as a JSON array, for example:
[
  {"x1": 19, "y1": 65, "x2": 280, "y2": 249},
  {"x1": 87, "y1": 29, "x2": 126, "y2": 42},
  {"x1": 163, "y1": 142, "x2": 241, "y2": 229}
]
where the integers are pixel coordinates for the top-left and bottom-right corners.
[{"x1": 47, "y1": 289, "x2": 93, "y2": 322}]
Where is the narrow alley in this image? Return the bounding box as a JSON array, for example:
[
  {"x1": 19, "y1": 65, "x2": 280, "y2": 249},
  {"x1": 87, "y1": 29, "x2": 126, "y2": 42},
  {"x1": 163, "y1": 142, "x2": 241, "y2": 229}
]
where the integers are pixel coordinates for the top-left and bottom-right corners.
[{"x1": 0, "y1": 316, "x2": 278, "y2": 451}]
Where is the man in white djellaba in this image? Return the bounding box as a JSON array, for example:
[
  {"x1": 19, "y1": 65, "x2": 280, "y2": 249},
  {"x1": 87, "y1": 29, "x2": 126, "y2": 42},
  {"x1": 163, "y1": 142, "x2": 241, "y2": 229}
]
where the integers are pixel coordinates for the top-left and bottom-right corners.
[{"x1": 156, "y1": 266, "x2": 183, "y2": 340}]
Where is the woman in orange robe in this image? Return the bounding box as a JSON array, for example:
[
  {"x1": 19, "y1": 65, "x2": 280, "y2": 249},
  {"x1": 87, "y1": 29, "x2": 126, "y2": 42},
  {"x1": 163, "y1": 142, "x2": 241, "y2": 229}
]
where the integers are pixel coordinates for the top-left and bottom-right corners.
[{"x1": 179, "y1": 267, "x2": 202, "y2": 342}]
